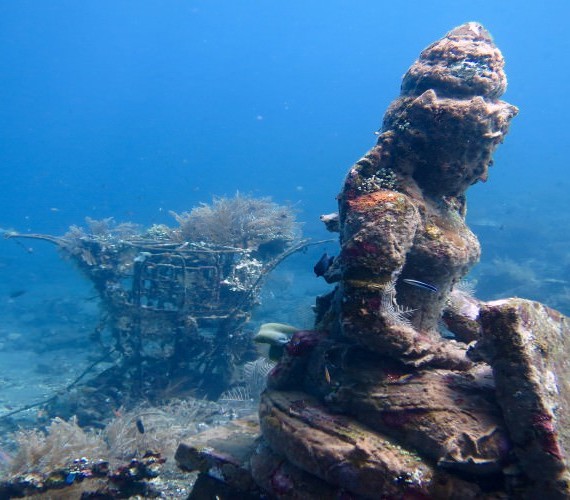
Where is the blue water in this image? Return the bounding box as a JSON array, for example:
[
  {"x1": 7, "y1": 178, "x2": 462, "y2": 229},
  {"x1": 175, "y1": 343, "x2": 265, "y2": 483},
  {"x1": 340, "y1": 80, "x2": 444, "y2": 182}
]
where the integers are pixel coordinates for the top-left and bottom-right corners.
[{"x1": 0, "y1": 1, "x2": 568, "y2": 354}]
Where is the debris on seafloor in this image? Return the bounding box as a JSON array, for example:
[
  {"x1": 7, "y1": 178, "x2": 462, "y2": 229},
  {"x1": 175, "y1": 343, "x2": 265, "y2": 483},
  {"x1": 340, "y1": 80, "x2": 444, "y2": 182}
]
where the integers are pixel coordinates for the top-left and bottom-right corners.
[
  {"x1": 0, "y1": 450, "x2": 166, "y2": 499},
  {"x1": 168, "y1": 22, "x2": 559, "y2": 499},
  {"x1": 3, "y1": 194, "x2": 313, "y2": 425},
  {"x1": 0, "y1": 398, "x2": 232, "y2": 498}
]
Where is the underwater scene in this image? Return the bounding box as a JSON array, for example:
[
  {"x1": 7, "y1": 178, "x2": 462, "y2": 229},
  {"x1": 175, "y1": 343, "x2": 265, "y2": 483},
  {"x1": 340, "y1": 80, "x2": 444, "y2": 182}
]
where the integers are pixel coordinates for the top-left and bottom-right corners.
[{"x1": 0, "y1": 1, "x2": 569, "y2": 498}]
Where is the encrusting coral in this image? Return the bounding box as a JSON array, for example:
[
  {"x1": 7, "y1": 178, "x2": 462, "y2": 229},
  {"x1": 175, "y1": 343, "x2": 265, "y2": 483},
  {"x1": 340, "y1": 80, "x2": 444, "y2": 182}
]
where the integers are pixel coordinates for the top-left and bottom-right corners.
[{"x1": 336, "y1": 22, "x2": 518, "y2": 369}]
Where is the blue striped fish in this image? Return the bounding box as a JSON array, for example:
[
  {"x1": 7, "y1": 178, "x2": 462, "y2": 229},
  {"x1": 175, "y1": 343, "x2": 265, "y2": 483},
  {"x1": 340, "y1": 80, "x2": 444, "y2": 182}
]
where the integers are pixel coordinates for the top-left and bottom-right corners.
[{"x1": 402, "y1": 278, "x2": 438, "y2": 293}]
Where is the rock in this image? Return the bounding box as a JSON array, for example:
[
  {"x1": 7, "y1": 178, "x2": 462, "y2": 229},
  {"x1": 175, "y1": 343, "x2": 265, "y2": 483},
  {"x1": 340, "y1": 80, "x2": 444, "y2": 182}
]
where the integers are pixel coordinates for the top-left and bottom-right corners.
[
  {"x1": 260, "y1": 390, "x2": 484, "y2": 499},
  {"x1": 401, "y1": 22, "x2": 508, "y2": 99},
  {"x1": 475, "y1": 299, "x2": 570, "y2": 497},
  {"x1": 442, "y1": 284, "x2": 483, "y2": 343},
  {"x1": 250, "y1": 440, "x2": 341, "y2": 499},
  {"x1": 266, "y1": 329, "x2": 325, "y2": 390},
  {"x1": 175, "y1": 415, "x2": 261, "y2": 497},
  {"x1": 188, "y1": 474, "x2": 260, "y2": 500},
  {"x1": 303, "y1": 346, "x2": 509, "y2": 476},
  {"x1": 0, "y1": 453, "x2": 165, "y2": 499}
]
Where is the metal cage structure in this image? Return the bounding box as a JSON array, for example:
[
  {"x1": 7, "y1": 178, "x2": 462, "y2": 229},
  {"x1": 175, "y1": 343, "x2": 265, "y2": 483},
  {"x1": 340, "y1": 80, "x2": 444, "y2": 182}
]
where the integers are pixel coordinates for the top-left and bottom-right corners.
[{"x1": 6, "y1": 231, "x2": 311, "y2": 402}]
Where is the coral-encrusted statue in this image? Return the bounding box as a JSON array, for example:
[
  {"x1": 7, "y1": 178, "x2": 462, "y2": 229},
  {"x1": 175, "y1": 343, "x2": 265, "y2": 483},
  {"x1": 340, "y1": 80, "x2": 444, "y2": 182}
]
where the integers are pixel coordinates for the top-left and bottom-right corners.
[
  {"x1": 250, "y1": 23, "x2": 523, "y2": 499},
  {"x1": 337, "y1": 22, "x2": 518, "y2": 369}
]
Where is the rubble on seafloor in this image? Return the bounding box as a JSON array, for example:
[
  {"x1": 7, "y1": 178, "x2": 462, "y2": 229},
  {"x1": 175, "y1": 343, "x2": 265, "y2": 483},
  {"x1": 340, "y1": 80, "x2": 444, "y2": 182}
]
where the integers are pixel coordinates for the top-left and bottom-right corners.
[
  {"x1": 174, "y1": 23, "x2": 570, "y2": 499},
  {"x1": 0, "y1": 451, "x2": 167, "y2": 499}
]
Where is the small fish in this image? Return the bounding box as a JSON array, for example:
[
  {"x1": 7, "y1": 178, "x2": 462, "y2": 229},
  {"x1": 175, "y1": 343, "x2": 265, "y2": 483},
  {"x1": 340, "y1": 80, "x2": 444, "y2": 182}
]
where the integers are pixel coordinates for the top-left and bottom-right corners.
[
  {"x1": 543, "y1": 278, "x2": 569, "y2": 285},
  {"x1": 175, "y1": 241, "x2": 190, "y2": 251},
  {"x1": 14, "y1": 239, "x2": 34, "y2": 253},
  {"x1": 136, "y1": 417, "x2": 145, "y2": 434},
  {"x1": 314, "y1": 252, "x2": 334, "y2": 277},
  {"x1": 8, "y1": 290, "x2": 27, "y2": 299},
  {"x1": 324, "y1": 365, "x2": 331, "y2": 384},
  {"x1": 402, "y1": 279, "x2": 438, "y2": 293}
]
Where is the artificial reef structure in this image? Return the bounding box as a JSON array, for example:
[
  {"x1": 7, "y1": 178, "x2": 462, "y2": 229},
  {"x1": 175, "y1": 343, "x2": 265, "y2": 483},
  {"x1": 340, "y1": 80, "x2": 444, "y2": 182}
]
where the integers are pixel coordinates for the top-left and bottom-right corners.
[
  {"x1": 176, "y1": 23, "x2": 570, "y2": 499},
  {"x1": 5, "y1": 194, "x2": 308, "y2": 422}
]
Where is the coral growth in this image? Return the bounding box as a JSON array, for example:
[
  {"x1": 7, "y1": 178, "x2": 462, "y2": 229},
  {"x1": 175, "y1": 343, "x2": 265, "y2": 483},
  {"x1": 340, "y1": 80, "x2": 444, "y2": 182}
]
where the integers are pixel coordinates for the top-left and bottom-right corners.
[
  {"x1": 8, "y1": 416, "x2": 107, "y2": 475},
  {"x1": 1, "y1": 397, "x2": 233, "y2": 497},
  {"x1": 170, "y1": 193, "x2": 300, "y2": 251},
  {"x1": 5, "y1": 398, "x2": 220, "y2": 478},
  {"x1": 64, "y1": 217, "x2": 142, "y2": 241}
]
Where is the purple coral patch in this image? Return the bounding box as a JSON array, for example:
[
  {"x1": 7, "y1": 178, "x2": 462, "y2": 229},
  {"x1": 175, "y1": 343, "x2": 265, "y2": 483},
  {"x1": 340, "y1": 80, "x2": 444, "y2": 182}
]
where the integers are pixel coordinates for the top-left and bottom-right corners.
[
  {"x1": 286, "y1": 330, "x2": 323, "y2": 356},
  {"x1": 532, "y1": 412, "x2": 564, "y2": 461},
  {"x1": 269, "y1": 463, "x2": 294, "y2": 494}
]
